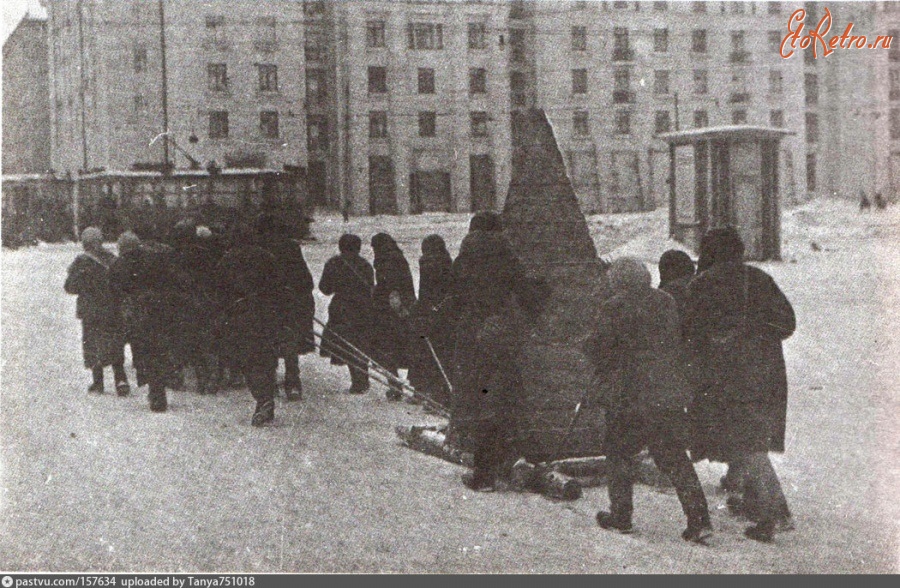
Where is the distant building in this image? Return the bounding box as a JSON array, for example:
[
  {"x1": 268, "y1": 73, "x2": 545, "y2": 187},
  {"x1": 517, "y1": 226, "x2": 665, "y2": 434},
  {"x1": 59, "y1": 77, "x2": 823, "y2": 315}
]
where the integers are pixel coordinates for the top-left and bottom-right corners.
[
  {"x1": 3, "y1": 14, "x2": 52, "y2": 175},
  {"x1": 47, "y1": 0, "x2": 815, "y2": 216}
]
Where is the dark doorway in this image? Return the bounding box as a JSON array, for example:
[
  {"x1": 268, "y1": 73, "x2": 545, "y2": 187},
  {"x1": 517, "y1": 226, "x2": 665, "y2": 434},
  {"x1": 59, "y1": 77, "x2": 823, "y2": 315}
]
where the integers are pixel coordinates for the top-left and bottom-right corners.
[
  {"x1": 308, "y1": 161, "x2": 328, "y2": 207},
  {"x1": 469, "y1": 155, "x2": 496, "y2": 212},
  {"x1": 410, "y1": 171, "x2": 452, "y2": 213},
  {"x1": 369, "y1": 156, "x2": 397, "y2": 215}
]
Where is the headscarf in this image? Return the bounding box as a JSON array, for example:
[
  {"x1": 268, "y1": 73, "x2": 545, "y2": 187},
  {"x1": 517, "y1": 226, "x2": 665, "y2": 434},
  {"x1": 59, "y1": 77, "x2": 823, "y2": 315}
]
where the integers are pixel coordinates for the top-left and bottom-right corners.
[
  {"x1": 117, "y1": 231, "x2": 141, "y2": 256},
  {"x1": 608, "y1": 257, "x2": 652, "y2": 294},
  {"x1": 196, "y1": 225, "x2": 213, "y2": 240},
  {"x1": 469, "y1": 211, "x2": 503, "y2": 233},
  {"x1": 658, "y1": 250, "x2": 695, "y2": 288},
  {"x1": 421, "y1": 234, "x2": 450, "y2": 260},
  {"x1": 371, "y1": 233, "x2": 401, "y2": 260},
  {"x1": 697, "y1": 227, "x2": 745, "y2": 272},
  {"x1": 80, "y1": 227, "x2": 103, "y2": 250},
  {"x1": 338, "y1": 233, "x2": 362, "y2": 256}
]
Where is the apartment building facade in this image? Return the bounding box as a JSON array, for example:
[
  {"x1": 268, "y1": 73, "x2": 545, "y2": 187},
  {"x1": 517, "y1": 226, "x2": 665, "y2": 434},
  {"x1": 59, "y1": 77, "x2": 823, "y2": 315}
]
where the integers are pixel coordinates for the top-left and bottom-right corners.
[{"x1": 47, "y1": 0, "x2": 817, "y2": 216}]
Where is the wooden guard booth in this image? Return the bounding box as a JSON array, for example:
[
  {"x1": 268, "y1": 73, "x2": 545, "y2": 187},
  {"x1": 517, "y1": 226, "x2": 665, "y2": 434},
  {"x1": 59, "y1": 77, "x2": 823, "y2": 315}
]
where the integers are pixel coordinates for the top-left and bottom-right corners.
[{"x1": 658, "y1": 126, "x2": 793, "y2": 261}]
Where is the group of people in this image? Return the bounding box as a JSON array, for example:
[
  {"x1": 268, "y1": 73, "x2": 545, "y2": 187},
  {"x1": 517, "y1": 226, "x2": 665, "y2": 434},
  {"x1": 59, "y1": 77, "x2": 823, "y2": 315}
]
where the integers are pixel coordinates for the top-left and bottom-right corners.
[{"x1": 66, "y1": 211, "x2": 796, "y2": 545}]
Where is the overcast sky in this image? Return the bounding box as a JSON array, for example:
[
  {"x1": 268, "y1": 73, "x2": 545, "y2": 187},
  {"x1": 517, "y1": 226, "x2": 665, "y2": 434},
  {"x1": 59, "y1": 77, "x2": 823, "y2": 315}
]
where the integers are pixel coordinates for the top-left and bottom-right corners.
[{"x1": 3, "y1": 0, "x2": 46, "y2": 45}]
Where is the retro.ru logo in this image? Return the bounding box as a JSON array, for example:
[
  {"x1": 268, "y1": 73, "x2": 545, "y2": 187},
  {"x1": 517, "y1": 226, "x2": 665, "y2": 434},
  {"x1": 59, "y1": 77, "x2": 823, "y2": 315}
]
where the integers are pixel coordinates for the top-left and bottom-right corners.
[{"x1": 781, "y1": 7, "x2": 893, "y2": 59}]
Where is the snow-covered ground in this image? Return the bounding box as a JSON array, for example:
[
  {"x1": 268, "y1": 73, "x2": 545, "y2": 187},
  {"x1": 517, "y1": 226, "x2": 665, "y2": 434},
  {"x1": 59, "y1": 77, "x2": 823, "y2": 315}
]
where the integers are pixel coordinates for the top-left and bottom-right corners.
[{"x1": 0, "y1": 200, "x2": 897, "y2": 573}]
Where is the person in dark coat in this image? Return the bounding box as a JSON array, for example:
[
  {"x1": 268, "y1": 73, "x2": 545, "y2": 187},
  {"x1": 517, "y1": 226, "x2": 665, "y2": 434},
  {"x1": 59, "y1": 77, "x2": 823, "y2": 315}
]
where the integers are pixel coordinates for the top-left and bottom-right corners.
[
  {"x1": 585, "y1": 257, "x2": 711, "y2": 543},
  {"x1": 215, "y1": 236, "x2": 298, "y2": 426},
  {"x1": 255, "y1": 213, "x2": 316, "y2": 401},
  {"x1": 64, "y1": 227, "x2": 130, "y2": 396},
  {"x1": 684, "y1": 227, "x2": 796, "y2": 542},
  {"x1": 109, "y1": 232, "x2": 196, "y2": 412},
  {"x1": 319, "y1": 234, "x2": 376, "y2": 394},
  {"x1": 371, "y1": 232, "x2": 417, "y2": 400},
  {"x1": 658, "y1": 249, "x2": 696, "y2": 326},
  {"x1": 447, "y1": 212, "x2": 546, "y2": 491},
  {"x1": 408, "y1": 235, "x2": 455, "y2": 407}
]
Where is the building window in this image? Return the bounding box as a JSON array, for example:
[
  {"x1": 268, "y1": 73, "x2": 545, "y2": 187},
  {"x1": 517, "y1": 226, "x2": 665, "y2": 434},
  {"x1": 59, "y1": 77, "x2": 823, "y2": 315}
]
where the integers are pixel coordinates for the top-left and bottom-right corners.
[
  {"x1": 368, "y1": 66, "x2": 387, "y2": 94},
  {"x1": 654, "y1": 28, "x2": 668, "y2": 53},
  {"x1": 572, "y1": 69, "x2": 588, "y2": 95},
  {"x1": 260, "y1": 111, "x2": 279, "y2": 138},
  {"x1": 769, "y1": 69, "x2": 784, "y2": 95},
  {"x1": 805, "y1": 73, "x2": 819, "y2": 105},
  {"x1": 769, "y1": 2, "x2": 782, "y2": 14},
  {"x1": 573, "y1": 110, "x2": 590, "y2": 136},
  {"x1": 468, "y1": 22, "x2": 487, "y2": 49},
  {"x1": 891, "y1": 29, "x2": 900, "y2": 61},
  {"x1": 768, "y1": 30, "x2": 782, "y2": 53},
  {"x1": 133, "y1": 46, "x2": 147, "y2": 73},
  {"x1": 369, "y1": 111, "x2": 388, "y2": 139},
  {"x1": 419, "y1": 111, "x2": 437, "y2": 137},
  {"x1": 806, "y1": 112, "x2": 819, "y2": 143},
  {"x1": 614, "y1": 67, "x2": 633, "y2": 103},
  {"x1": 510, "y1": 29, "x2": 528, "y2": 63},
  {"x1": 693, "y1": 69, "x2": 708, "y2": 95},
  {"x1": 731, "y1": 30, "x2": 749, "y2": 63},
  {"x1": 307, "y1": 115, "x2": 328, "y2": 151},
  {"x1": 209, "y1": 111, "x2": 229, "y2": 139},
  {"x1": 770, "y1": 110, "x2": 784, "y2": 128},
  {"x1": 205, "y1": 15, "x2": 225, "y2": 40},
  {"x1": 133, "y1": 94, "x2": 146, "y2": 113},
  {"x1": 305, "y1": 32, "x2": 327, "y2": 62},
  {"x1": 256, "y1": 16, "x2": 277, "y2": 45},
  {"x1": 732, "y1": 110, "x2": 748, "y2": 124},
  {"x1": 615, "y1": 110, "x2": 631, "y2": 135},
  {"x1": 572, "y1": 26, "x2": 587, "y2": 51},
  {"x1": 470, "y1": 112, "x2": 489, "y2": 137},
  {"x1": 806, "y1": 153, "x2": 817, "y2": 191},
  {"x1": 613, "y1": 1, "x2": 629, "y2": 9},
  {"x1": 306, "y1": 69, "x2": 327, "y2": 106},
  {"x1": 693, "y1": 110, "x2": 708, "y2": 128},
  {"x1": 469, "y1": 68, "x2": 487, "y2": 95},
  {"x1": 613, "y1": 27, "x2": 632, "y2": 60},
  {"x1": 891, "y1": 109, "x2": 900, "y2": 139},
  {"x1": 692, "y1": 30, "x2": 707, "y2": 53},
  {"x1": 208, "y1": 63, "x2": 228, "y2": 91},
  {"x1": 258, "y1": 64, "x2": 278, "y2": 92},
  {"x1": 654, "y1": 111, "x2": 671, "y2": 134},
  {"x1": 654, "y1": 1, "x2": 668, "y2": 11},
  {"x1": 367, "y1": 20, "x2": 386, "y2": 48},
  {"x1": 303, "y1": 1, "x2": 326, "y2": 16},
  {"x1": 692, "y1": 1, "x2": 707, "y2": 13},
  {"x1": 890, "y1": 69, "x2": 900, "y2": 101},
  {"x1": 408, "y1": 22, "x2": 443, "y2": 50},
  {"x1": 654, "y1": 70, "x2": 670, "y2": 95},
  {"x1": 510, "y1": 71, "x2": 529, "y2": 107},
  {"x1": 418, "y1": 68, "x2": 435, "y2": 94}
]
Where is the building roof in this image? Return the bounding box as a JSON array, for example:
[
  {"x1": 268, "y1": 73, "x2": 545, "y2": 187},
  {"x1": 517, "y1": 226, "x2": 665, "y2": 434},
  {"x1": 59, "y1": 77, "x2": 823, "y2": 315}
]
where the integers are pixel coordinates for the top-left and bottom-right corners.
[{"x1": 657, "y1": 125, "x2": 796, "y2": 145}]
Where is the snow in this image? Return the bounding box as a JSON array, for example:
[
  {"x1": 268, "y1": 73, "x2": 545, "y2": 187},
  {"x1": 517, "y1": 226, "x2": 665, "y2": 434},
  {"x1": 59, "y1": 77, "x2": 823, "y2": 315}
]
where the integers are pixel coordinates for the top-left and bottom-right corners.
[{"x1": 0, "y1": 199, "x2": 898, "y2": 572}]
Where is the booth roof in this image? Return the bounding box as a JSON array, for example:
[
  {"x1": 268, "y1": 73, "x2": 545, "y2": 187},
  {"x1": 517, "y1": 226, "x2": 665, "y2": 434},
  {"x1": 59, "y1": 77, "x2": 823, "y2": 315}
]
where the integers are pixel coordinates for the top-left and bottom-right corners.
[{"x1": 657, "y1": 125, "x2": 795, "y2": 145}]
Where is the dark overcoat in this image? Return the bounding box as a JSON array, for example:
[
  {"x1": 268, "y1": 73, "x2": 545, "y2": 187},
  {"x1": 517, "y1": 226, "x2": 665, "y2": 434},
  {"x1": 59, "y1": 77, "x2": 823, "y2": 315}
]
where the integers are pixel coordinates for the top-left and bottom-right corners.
[
  {"x1": 109, "y1": 242, "x2": 195, "y2": 386},
  {"x1": 585, "y1": 286, "x2": 694, "y2": 445},
  {"x1": 684, "y1": 262, "x2": 795, "y2": 461},
  {"x1": 64, "y1": 248, "x2": 125, "y2": 368},
  {"x1": 446, "y1": 230, "x2": 534, "y2": 453},
  {"x1": 318, "y1": 253, "x2": 375, "y2": 365},
  {"x1": 372, "y1": 247, "x2": 417, "y2": 370},
  {"x1": 256, "y1": 233, "x2": 316, "y2": 355}
]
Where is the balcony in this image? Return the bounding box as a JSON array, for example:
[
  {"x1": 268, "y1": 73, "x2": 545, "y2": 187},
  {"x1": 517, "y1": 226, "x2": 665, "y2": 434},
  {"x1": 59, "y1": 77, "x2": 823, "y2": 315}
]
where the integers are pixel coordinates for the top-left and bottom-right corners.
[
  {"x1": 202, "y1": 38, "x2": 232, "y2": 52},
  {"x1": 613, "y1": 90, "x2": 635, "y2": 104},
  {"x1": 730, "y1": 50, "x2": 751, "y2": 64},
  {"x1": 729, "y1": 92, "x2": 750, "y2": 104},
  {"x1": 612, "y1": 48, "x2": 635, "y2": 62}
]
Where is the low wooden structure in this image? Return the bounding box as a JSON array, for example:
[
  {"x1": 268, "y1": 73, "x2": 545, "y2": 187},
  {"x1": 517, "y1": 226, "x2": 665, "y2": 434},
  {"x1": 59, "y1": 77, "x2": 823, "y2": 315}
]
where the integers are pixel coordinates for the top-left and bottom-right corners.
[
  {"x1": 1, "y1": 173, "x2": 73, "y2": 246},
  {"x1": 658, "y1": 126, "x2": 793, "y2": 261}
]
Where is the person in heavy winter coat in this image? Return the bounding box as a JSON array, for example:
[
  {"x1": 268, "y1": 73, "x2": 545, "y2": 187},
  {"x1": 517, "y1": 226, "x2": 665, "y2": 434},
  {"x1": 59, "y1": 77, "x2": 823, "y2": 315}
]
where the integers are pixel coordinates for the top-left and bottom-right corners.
[
  {"x1": 255, "y1": 213, "x2": 316, "y2": 401},
  {"x1": 371, "y1": 233, "x2": 417, "y2": 399},
  {"x1": 684, "y1": 227, "x2": 796, "y2": 542},
  {"x1": 447, "y1": 212, "x2": 546, "y2": 491},
  {"x1": 319, "y1": 234, "x2": 376, "y2": 394},
  {"x1": 109, "y1": 232, "x2": 196, "y2": 412},
  {"x1": 408, "y1": 235, "x2": 455, "y2": 408},
  {"x1": 585, "y1": 257, "x2": 711, "y2": 543},
  {"x1": 658, "y1": 249, "x2": 696, "y2": 323},
  {"x1": 215, "y1": 237, "x2": 299, "y2": 426},
  {"x1": 64, "y1": 227, "x2": 130, "y2": 396}
]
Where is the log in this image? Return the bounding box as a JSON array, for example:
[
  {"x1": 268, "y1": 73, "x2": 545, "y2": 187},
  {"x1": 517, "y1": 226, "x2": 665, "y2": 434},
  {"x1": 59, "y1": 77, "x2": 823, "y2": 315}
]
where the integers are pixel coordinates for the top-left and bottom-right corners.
[{"x1": 395, "y1": 425, "x2": 473, "y2": 468}]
